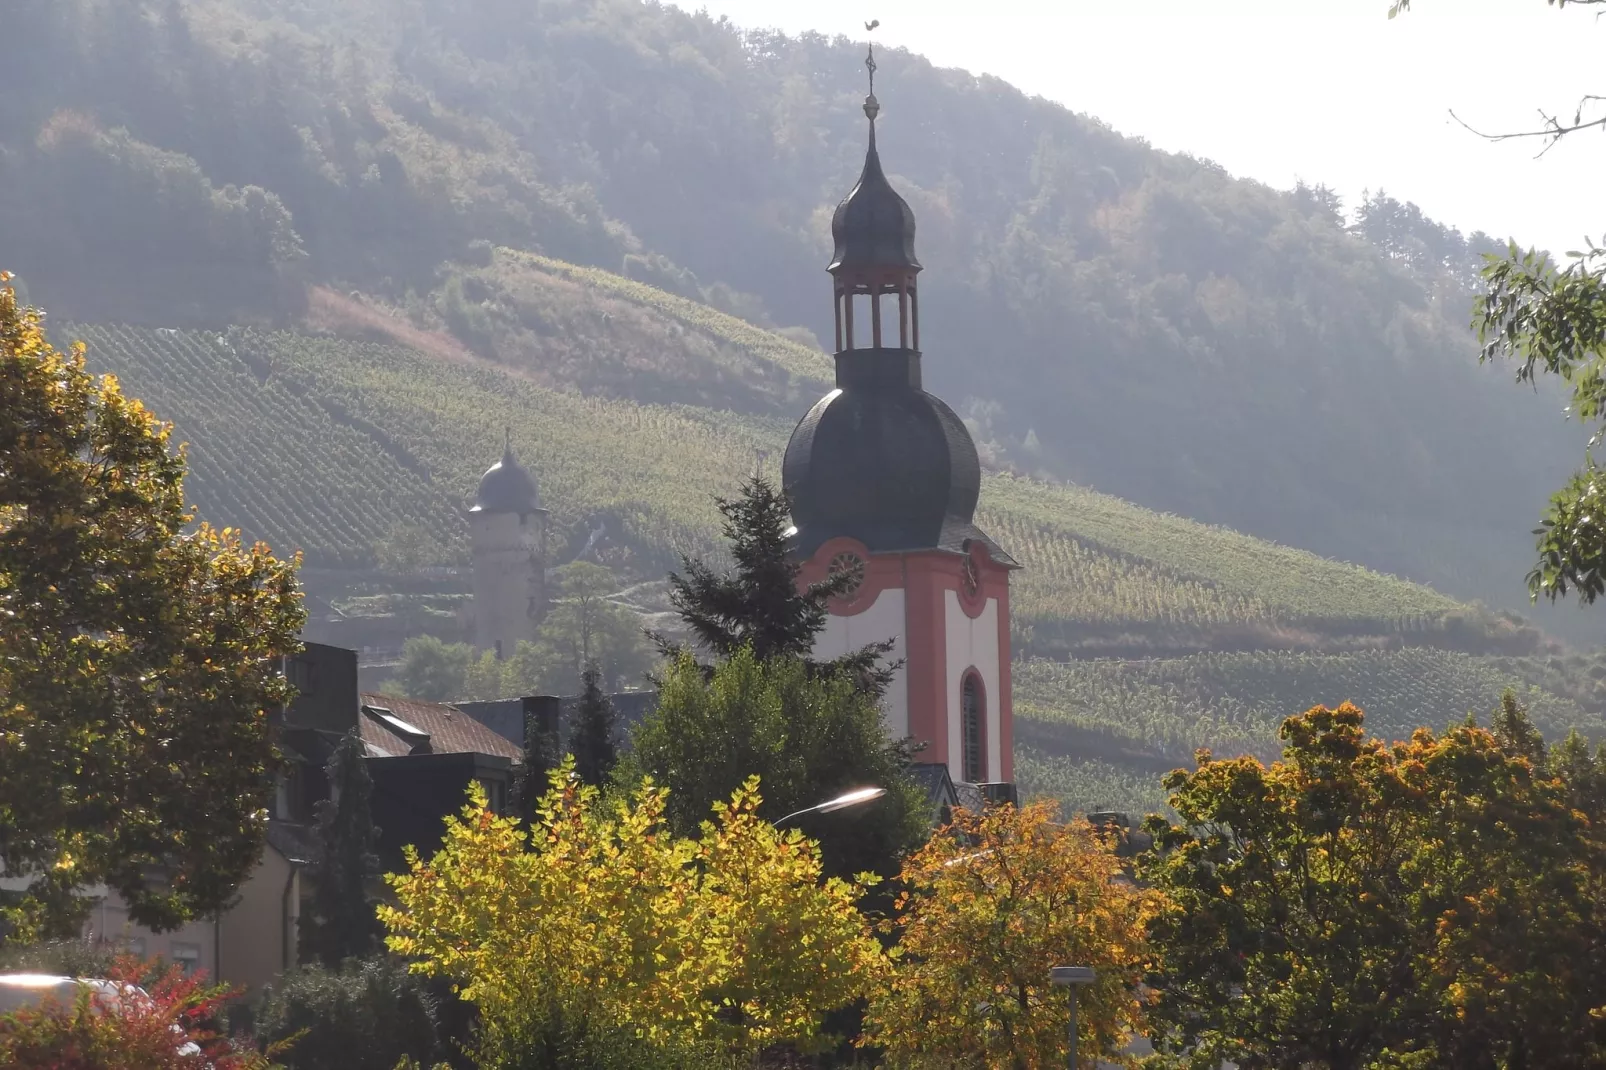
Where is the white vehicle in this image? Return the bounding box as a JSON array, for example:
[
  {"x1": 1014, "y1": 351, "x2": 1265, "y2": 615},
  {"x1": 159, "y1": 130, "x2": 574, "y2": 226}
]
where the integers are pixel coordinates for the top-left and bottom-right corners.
[{"x1": 0, "y1": 973, "x2": 205, "y2": 1057}]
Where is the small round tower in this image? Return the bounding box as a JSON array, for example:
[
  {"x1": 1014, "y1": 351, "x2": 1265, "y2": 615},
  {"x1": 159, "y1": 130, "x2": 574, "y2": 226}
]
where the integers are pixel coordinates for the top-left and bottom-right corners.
[{"x1": 469, "y1": 436, "x2": 547, "y2": 658}]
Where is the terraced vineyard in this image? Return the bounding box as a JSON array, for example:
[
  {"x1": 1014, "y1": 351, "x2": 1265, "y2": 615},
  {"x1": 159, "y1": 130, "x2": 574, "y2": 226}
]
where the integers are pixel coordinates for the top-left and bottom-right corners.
[
  {"x1": 1014, "y1": 649, "x2": 1602, "y2": 768},
  {"x1": 72, "y1": 317, "x2": 1463, "y2": 642}
]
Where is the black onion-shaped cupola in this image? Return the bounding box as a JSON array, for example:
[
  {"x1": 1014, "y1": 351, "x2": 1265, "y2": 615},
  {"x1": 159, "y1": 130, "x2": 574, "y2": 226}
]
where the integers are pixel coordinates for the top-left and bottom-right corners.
[
  {"x1": 471, "y1": 433, "x2": 542, "y2": 515},
  {"x1": 782, "y1": 48, "x2": 1015, "y2": 567}
]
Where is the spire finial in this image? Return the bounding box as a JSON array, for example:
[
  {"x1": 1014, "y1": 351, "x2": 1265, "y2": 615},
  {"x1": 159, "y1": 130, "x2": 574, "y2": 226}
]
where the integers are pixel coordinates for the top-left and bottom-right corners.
[
  {"x1": 503, "y1": 426, "x2": 513, "y2": 459},
  {"x1": 863, "y1": 19, "x2": 880, "y2": 122}
]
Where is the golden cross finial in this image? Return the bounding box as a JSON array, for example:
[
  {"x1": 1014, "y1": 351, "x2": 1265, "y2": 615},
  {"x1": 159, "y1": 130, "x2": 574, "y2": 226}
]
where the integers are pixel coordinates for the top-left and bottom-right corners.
[{"x1": 863, "y1": 19, "x2": 881, "y2": 122}]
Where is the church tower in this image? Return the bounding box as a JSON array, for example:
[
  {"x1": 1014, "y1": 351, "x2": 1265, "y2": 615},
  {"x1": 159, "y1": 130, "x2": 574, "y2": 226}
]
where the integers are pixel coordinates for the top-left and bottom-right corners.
[
  {"x1": 469, "y1": 436, "x2": 547, "y2": 659},
  {"x1": 782, "y1": 50, "x2": 1020, "y2": 785}
]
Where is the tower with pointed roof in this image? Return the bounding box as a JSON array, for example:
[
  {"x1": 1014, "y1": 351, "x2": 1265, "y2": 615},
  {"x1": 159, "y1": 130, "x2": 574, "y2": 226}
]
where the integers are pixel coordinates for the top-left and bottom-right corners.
[
  {"x1": 782, "y1": 46, "x2": 1019, "y2": 785},
  {"x1": 469, "y1": 435, "x2": 548, "y2": 658}
]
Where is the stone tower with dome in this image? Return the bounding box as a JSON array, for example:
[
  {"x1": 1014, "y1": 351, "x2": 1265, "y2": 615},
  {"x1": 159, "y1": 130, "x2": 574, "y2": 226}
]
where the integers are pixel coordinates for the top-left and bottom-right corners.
[
  {"x1": 782, "y1": 50, "x2": 1020, "y2": 785},
  {"x1": 469, "y1": 436, "x2": 547, "y2": 658}
]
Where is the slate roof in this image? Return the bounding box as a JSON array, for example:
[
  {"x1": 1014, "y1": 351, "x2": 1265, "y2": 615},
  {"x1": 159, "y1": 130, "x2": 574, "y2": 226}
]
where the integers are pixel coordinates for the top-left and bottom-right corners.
[{"x1": 358, "y1": 693, "x2": 523, "y2": 761}]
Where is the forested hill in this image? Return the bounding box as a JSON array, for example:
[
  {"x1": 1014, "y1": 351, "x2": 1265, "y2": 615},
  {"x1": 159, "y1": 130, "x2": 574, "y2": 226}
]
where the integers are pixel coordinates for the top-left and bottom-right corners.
[{"x1": 0, "y1": 0, "x2": 1592, "y2": 639}]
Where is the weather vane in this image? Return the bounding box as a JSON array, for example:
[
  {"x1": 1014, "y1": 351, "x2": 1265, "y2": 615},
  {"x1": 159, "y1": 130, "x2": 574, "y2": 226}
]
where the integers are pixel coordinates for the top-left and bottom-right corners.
[{"x1": 864, "y1": 18, "x2": 881, "y2": 122}]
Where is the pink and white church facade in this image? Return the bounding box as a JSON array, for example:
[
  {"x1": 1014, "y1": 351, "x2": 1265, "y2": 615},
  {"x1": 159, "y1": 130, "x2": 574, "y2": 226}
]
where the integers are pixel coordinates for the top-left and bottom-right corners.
[{"x1": 781, "y1": 70, "x2": 1018, "y2": 787}]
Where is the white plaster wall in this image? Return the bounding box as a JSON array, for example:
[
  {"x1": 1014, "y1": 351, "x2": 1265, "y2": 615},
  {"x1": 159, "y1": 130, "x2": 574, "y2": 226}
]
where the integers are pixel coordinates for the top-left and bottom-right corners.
[
  {"x1": 944, "y1": 592, "x2": 1001, "y2": 782},
  {"x1": 470, "y1": 511, "x2": 543, "y2": 655},
  {"x1": 813, "y1": 587, "x2": 908, "y2": 739}
]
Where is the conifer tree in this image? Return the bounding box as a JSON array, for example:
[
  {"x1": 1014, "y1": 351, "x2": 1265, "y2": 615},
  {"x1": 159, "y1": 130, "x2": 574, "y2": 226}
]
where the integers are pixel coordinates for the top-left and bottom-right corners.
[
  {"x1": 569, "y1": 663, "x2": 618, "y2": 787},
  {"x1": 512, "y1": 701, "x2": 559, "y2": 828},
  {"x1": 657, "y1": 476, "x2": 893, "y2": 692},
  {"x1": 302, "y1": 732, "x2": 383, "y2": 968}
]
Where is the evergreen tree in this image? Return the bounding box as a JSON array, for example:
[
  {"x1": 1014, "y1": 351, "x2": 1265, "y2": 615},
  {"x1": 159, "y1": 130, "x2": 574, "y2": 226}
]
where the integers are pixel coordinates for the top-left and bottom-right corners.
[
  {"x1": 569, "y1": 663, "x2": 618, "y2": 787},
  {"x1": 513, "y1": 699, "x2": 559, "y2": 828},
  {"x1": 301, "y1": 732, "x2": 383, "y2": 968},
  {"x1": 658, "y1": 477, "x2": 893, "y2": 693}
]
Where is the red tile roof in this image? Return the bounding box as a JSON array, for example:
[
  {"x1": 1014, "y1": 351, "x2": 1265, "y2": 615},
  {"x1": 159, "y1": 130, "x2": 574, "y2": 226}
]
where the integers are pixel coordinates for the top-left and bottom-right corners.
[{"x1": 358, "y1": 692, "x2": 523, "y2": 761}]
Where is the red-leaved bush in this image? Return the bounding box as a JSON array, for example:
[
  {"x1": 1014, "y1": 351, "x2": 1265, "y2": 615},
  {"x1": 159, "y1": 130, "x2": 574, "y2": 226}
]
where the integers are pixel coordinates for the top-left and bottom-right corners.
[{"x1": 0, "y1": 955, "x2": 279, "y2": 1070}]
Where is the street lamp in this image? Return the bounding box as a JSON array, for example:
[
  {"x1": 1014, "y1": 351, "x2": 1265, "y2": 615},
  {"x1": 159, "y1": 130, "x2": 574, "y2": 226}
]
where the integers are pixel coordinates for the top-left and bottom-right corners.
[
  {"x1": 774, "y1": 786, "x2": 887, "y2": 827},
  {"x1": 1050, "y1": 965, "x2": 1096, "y2": 1070}
]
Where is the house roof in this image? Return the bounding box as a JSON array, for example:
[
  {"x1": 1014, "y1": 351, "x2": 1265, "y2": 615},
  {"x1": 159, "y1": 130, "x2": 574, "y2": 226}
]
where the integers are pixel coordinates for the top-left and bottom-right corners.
[{"x1": 358, "y1": 693, "x2": 523, "y2": 761}]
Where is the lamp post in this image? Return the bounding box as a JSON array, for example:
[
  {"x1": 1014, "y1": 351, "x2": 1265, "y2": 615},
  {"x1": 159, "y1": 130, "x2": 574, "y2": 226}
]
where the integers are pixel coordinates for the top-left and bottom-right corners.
[
  {"x1": 1050, "y1": 965, "x2": 1096, "y2": 1070},
  {"x1": 773, "y1": 786, "x2": 887, "y2": 827}
]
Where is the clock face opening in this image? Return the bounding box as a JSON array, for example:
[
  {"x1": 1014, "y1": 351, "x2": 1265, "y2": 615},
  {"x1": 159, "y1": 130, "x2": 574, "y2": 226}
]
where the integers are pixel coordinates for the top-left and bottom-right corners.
[
  {"x1": 961, "y1": 555, "x2": 979, "y2": 599},
  {"x1": 828, "y1": 551, "x2": 867, "y2": 600}
]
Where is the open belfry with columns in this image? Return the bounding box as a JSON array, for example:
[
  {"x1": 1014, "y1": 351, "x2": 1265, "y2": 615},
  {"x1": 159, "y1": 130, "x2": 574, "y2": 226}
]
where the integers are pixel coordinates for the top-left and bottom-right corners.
[{"x1": 781, "y1": 44, "x2": 1019, "y2": 787}]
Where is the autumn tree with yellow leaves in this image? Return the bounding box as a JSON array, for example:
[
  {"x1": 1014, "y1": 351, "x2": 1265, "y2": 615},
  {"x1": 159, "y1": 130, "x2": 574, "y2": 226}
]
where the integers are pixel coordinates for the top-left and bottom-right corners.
[
  {"x1": 1141, "y1": 699, "x2": 1606, "y2": 1070},
  {"x1": 0, "y1": 275, "x2": 303, "y2": 942},
  {"x1": 380, "y1": 760, "x2": 886, "y2": 1068},
  {"x1": 861, "y1": 799, "x2": 1160, "y2": 1070}
]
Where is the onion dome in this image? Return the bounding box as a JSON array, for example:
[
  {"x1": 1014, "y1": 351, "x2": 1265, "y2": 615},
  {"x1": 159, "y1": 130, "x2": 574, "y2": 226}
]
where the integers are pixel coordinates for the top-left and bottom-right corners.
[
  {"x1": 829, "y1": 119, "x2": 921, "y2": 274},
  {"x1": 471, "y1": 437, "x2": 541, "y2": 515},
  {"x1": 783, "y1": 360, "x2": 1003, "y2": 559}
]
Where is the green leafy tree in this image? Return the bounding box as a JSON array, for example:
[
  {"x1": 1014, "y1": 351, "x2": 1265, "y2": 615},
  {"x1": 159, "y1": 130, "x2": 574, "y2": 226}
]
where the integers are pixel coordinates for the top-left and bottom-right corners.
[
  {"x1": 634, "y1": 649, "x2": 929, "y2": 883},
  {"x1": 1141, "y1": 700, "x2": 1606, "y2": 1070},
  {"x1": 513, "y1": 562, "x2": 654, "y2": 695},
  {"x1": 300, "y1": 732, "x2": 383, "y2": 968},
  {"x1": 569, "y1": 664, "x2": 619, "y2": 788},
  {"x1": 394, "y1": 636, "x2": 474, "y2": 703},
  {"x1": 0, "y1": 278, "x2": 304, "y2": 941}
]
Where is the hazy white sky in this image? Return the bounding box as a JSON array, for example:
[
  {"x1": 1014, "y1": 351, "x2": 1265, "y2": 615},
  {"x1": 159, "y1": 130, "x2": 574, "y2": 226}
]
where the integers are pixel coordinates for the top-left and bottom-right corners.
[{"x1": 673, "y1": 0, "x2": 1603, "y2": 256}]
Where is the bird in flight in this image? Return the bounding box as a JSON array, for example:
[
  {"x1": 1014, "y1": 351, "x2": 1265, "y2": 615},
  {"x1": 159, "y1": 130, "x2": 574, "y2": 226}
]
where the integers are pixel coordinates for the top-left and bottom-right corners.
[{"x1": 865, "y1": 19, "x2": 880, "y2": 31}]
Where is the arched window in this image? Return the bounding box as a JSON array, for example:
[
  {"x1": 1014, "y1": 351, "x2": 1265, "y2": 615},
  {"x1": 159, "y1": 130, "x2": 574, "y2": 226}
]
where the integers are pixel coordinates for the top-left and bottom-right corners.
[{"x1": 961, "y1": 673, "x2": 985, "y2": 784}]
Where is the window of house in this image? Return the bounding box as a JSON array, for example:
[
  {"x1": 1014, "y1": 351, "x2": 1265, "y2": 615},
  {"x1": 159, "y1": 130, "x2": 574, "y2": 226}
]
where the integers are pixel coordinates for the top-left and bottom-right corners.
[
  {"x1": 170, "y1": 942, "x2": 201, "y2": 975},
  {"x1": 125, "y1": 937, "x2": 146, "y2": 957},
  {"x1": 479, "y1": 777, "x2": 506, "y2": 814},
  {"x1": 961, "y1": 674, "x2": 984, "y2": 784}
]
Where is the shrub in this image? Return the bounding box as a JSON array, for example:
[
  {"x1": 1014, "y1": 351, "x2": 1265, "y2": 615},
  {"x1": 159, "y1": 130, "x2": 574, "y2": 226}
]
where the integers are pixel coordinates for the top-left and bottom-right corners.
[
  {"x1": 251, "y1": 956, "x2": 442, "y2": 1070},
  {"x1": 0, "y1": 955, "x2": 275, "y2": 1069}
]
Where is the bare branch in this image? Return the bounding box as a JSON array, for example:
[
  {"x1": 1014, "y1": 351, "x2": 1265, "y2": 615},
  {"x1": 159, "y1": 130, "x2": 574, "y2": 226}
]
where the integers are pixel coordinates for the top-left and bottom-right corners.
[{"x1": 1447, "y1": 97, "x2": 1606, "y2": 158}]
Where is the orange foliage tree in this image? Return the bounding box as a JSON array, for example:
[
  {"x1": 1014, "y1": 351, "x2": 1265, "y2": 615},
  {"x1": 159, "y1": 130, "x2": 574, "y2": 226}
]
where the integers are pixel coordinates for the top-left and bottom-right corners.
[
  {"x1": 861, "y1": 799, "x2": 1160, "y2": 1069},
  {"x1": 1141, "y1": 699, "x2": 1606, "y2": 1070}
]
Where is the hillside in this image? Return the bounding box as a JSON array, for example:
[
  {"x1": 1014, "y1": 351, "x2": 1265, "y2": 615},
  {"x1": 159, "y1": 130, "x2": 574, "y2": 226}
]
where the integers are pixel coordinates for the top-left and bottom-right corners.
[
  {"x1": 0, "y1": 0, "x2": 1595, "y2": 641},
  {"x1": 74, "y1": 303, "x2": 1491, "y2": 658},
  {"x1": 65, "y1": 264, "x2": 1593, "y2": 815}
]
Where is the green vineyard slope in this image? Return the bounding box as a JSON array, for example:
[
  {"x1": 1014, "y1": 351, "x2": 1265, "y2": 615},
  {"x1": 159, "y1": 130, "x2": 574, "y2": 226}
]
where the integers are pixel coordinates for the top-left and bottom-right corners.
[{"x1": 73, "y1": 320, "x2": 1465, "y2": 642}]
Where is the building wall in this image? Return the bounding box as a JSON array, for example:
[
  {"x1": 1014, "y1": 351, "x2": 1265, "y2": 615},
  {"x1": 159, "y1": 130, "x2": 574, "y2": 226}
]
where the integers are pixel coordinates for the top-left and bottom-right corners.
[
  {"x1": 470, "y1": 510, "x2": 544, "y2": 657},
  {"x1": 943, "y1": 590, "x2": 1002, "y2": 783},
  {"x1": 218, "y1": 848, "x2": 299, "y2": 997},
  {"x1": 80, "y1": 849, "x2": 297, "y2": 997},
  {"x1": 800, "y1": 539, "x2": 1014, "y2": 784},
  {"x1": 83, "y1": 893, "x2": 216, "y2": 979},
  {"x1": 812, "y1": 586, "x2": 909, "y2": 738}
]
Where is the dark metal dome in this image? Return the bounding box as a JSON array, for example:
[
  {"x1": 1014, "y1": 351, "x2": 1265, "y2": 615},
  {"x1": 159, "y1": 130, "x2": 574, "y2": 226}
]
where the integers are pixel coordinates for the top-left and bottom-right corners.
[
  {"x1": 829, "y1": 124, "x2": 921, "y2": 274},
  {"x1": 471, "y1": 443, "x2": 541, "y2": 515},
  {"x1": 782, "y1": 351, "x2": 1012, "y2": 563}
]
